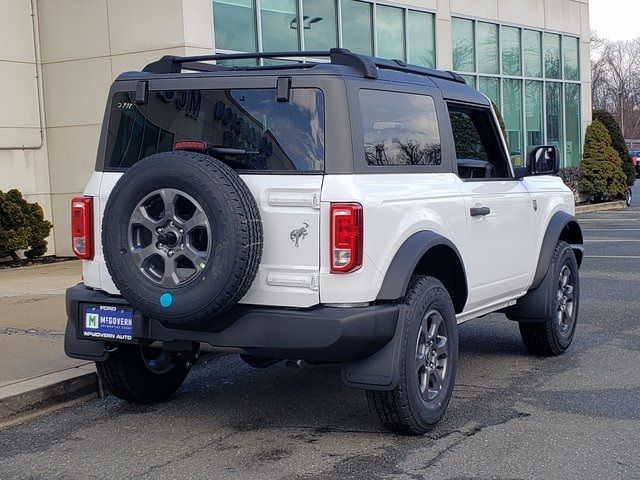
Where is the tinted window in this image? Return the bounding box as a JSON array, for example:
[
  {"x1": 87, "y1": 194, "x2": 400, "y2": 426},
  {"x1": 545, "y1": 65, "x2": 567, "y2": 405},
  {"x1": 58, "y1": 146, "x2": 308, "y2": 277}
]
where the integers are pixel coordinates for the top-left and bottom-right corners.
[
  {"x1": 360, "y1": 90, "x2": 441, "y2": 167},
  {"x1": 449, "y1": 104, "x2": 510, "y2": 179},
  {"x1": 105, "y1": 88, "x2": 325, "y2": 172}
]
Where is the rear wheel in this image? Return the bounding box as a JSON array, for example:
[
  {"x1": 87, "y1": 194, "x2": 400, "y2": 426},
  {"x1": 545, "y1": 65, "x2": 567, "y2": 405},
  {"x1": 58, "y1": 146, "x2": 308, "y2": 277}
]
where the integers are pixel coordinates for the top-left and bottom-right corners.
[
  {"x1": 96, "y1": 345, "x2": 191, "y2": 403},
  {"x1": 519, "y1": 241, "x2": 580, "y2": 356},
  {"x1": 367, "y1": 276, "x2": 458, "y2": 435}
]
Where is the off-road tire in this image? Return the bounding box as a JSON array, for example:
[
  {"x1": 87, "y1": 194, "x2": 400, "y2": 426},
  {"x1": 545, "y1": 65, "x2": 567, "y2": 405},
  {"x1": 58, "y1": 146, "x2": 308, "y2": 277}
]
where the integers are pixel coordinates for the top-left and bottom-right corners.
[
  {"x1": 519, "y1": 241, "x2": 580, "y2": 356},
  {"x1": 102, "y1": 151, "x2": 263, "y2": 324},
  {"x1": 367, "y1": 276, "x2": 458, "y2": 435},
  {"x1": 96, "y1": 345, "x2": 191, "y2": 403}
]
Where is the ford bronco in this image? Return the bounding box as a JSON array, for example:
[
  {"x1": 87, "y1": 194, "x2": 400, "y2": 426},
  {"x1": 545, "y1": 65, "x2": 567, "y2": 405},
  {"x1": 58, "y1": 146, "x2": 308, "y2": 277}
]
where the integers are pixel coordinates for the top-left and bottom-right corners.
[{"x1": 65, "y1": 49, "x2": 583, "y2": 434}]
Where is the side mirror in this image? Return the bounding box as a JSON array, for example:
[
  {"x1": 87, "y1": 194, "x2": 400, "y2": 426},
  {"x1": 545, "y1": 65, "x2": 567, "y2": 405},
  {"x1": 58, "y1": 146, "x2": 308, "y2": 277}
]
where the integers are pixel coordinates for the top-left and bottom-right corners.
[{"x1": 528, "y1": 145, "x2": 559, "y2": 176}]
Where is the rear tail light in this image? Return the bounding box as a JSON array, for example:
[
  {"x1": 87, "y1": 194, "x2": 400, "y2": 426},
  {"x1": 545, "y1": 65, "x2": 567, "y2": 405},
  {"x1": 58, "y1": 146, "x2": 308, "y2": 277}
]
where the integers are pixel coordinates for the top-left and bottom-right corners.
[
  {"x1": 71, "y1": 197, "x2": 93, "y2": 260},
  {"x1": 330, "y1": 203, "x2": 363, "y2": 273}
]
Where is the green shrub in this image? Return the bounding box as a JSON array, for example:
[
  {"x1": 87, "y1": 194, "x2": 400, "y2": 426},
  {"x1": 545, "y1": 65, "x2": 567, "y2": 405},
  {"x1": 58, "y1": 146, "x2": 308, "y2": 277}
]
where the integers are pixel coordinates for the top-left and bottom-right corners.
[
  {"x1": 578, "y1": 120, "x2": 627, "y2": 201},
  {"x1": 593, "y1": 109, "x2": 636, "y2": 187},
  {"x1": 0, "y1": 189, "x2": 53, "y2": 260}
]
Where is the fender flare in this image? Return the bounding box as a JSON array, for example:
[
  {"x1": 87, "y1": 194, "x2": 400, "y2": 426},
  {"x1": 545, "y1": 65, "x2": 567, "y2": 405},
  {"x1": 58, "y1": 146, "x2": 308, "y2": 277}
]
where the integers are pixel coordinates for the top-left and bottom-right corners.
[
  {"x1": 376, "y1": 231, "x2": 468, "y2": 311},
  {"x1": 530, "y1": 211, "x2": 583, "y2": 291}
]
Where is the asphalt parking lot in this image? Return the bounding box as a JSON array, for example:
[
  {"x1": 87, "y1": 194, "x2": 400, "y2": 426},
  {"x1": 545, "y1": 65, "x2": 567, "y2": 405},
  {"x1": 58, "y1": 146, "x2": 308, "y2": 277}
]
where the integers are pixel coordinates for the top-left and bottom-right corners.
[{"x1": 1, "y1": 186, "x2": 639, "y2": 480}]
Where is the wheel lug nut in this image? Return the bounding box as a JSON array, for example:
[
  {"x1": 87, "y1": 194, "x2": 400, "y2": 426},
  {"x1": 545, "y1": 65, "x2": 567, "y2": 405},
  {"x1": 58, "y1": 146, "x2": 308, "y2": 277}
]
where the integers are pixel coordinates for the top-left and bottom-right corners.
[
  {"x1": 179, "y1": 228, "x2": 184, "y2": 234},
  {"x1": 168, "y1": 250, "x2": 174, "y2": 257},
  {"x1": 157, "y1": 227, "x2": 164, "y2": 234}
]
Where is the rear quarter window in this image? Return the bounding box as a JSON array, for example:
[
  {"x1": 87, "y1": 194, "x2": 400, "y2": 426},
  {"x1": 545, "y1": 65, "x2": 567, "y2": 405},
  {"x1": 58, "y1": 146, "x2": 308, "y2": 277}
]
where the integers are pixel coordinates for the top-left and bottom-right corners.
[
  {"x1": 359, "y1": 89, "x2": 442, "y2": 167},
  {"x1": 104, "y1": 88, "x2": 325, "y2": 172}
]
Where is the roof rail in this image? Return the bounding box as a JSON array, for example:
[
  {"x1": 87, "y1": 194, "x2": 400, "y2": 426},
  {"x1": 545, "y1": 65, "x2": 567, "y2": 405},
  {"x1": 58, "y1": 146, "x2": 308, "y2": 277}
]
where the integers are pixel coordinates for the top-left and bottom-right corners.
[{"x1": 142, "y1": 48, "x2": 465, "y2": 84}]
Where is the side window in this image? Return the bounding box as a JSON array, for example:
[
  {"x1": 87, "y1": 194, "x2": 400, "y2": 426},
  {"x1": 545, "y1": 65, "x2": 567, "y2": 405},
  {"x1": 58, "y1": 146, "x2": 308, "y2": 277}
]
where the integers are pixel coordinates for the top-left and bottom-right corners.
[
  {"x1": 359, "y1": 89, "x2": 442, "y2": 167},
  {"x1": 448, "y1": 104, "x2": 511, "y2": 179}
]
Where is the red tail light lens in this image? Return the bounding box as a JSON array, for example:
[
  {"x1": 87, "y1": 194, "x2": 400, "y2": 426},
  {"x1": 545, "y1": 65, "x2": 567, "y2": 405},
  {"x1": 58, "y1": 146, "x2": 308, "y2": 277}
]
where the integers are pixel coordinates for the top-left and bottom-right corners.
[
  {"x1": 330, "y1": 203, "x2": 363, "y2": 273},
  {"x1": 71, "y1": 197, "x2": 93, "y2": 260}
]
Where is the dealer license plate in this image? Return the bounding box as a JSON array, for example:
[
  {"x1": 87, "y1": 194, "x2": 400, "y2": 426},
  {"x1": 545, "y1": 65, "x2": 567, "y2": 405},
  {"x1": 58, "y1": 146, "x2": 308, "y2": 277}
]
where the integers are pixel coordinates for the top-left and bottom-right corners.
[{"x1": 81, "y1": 304, "x2": 134, "y2": 341}]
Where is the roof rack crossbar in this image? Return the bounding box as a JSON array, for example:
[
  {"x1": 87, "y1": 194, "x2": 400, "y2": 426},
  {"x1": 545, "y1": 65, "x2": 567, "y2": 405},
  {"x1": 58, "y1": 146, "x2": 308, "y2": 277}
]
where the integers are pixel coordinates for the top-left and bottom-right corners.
[{"x1": 141, "y1": 48, "x2": 464, "y2": 84}]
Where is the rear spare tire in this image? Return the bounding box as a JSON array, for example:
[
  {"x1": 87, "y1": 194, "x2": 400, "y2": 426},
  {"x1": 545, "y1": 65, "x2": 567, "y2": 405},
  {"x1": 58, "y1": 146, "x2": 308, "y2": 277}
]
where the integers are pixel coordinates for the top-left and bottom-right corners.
[{"x1": 102, "y1": 151, "x2": 262, "y2": 324}]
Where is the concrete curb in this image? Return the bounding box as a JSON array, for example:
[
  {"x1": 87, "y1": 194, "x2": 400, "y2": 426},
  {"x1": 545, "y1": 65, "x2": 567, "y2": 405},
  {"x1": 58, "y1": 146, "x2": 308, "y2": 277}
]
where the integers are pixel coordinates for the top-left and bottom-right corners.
[
  {"x1": 0, "y1": 364, "x2": 99, "y2": 426},
  {"x1": 0, "y1": 352, "x2": 222, "y2": 428},
  {"x1": 575, "y1": 200, "x2": 628, "y2": 214}
]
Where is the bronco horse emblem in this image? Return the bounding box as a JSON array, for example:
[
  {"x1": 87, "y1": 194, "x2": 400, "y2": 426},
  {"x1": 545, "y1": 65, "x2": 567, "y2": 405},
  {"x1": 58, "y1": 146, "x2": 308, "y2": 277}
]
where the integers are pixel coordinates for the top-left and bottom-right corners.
[{"x1": 290, "y1": 222, "x2": 309, "y2": 247}]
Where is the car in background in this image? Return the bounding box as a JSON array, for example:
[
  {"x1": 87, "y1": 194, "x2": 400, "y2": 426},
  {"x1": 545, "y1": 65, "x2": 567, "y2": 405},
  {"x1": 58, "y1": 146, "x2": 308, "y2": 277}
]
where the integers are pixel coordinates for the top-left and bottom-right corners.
[{"x1": 630, "y1": 150, "x2": 640, "y2": 178}]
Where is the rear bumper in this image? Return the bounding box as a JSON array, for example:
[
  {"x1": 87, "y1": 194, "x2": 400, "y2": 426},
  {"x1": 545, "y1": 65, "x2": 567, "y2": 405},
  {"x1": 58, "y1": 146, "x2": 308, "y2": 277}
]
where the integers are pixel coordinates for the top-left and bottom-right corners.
[{"x1": 65, "y1": 284, "x2": 399, "y2": 363}]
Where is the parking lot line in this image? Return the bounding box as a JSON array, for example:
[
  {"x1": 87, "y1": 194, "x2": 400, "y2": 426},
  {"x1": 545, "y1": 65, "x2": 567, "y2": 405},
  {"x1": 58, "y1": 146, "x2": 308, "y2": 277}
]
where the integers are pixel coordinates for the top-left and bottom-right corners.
[
  {"x1": 579, "y1": 218, "x2": 639, "y2": 221},
  {"x1": 585, "y1": 255, "x2": 640, "y2": 259},
  {"x1": 584, "y1": 239, "x2": 640, "y2": 242}
]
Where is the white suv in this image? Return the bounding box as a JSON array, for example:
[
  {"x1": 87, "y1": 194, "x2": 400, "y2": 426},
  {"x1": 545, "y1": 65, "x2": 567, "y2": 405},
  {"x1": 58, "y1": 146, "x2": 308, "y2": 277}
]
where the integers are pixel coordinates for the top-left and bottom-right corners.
[{"x1": 65, "y1": 49, "x2": 583, "y2": 434}]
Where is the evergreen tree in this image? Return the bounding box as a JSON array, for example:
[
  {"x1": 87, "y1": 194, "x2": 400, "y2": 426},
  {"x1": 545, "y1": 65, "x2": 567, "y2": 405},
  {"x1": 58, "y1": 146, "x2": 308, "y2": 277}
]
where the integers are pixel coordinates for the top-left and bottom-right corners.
[
  {"x1": 579, "y1": 120, "x2": 627, "y2": 201},
  {"x1": 593, "y1": 109, "x2": 635, "y2": 187}
]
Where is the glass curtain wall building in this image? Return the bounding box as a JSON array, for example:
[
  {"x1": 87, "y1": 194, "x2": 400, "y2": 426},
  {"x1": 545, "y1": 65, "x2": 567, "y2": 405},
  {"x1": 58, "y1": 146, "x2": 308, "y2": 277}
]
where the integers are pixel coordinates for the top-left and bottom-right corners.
[
  {"x1": 212, "y1": 0, "x2": 436, "y2": 68},
  {"x1": 451, "y1": 18, "x2": 581, "y2": 167},
  {"x1": 212, "y1": 0, "x2": 588, "y2": 168}
]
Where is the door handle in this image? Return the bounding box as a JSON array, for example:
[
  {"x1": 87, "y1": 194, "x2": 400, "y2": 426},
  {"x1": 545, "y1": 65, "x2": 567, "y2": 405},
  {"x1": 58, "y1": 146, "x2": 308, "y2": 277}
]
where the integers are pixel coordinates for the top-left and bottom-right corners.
[{"x1": 470, "y1": 206, "x2": 491, "y2": 217}]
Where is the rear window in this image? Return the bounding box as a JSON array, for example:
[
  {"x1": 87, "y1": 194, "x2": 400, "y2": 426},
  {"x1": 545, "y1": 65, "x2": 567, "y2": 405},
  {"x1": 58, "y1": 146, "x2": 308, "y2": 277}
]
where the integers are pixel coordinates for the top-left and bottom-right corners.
[{"x1": 105, "y1": 88, "x2": 325, "y2": 172}]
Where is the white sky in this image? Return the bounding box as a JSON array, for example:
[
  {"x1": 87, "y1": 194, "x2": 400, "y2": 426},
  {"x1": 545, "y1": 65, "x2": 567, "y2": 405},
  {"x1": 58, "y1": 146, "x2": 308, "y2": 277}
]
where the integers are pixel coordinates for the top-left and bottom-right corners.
[{"x1": 590, "y1": 0, "x2": 640, "y2": 41}]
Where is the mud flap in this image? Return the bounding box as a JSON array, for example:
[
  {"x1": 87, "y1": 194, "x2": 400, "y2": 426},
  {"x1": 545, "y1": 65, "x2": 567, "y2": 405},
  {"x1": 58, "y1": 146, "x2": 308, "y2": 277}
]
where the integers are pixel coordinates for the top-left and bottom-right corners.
[
  {"x1": 341, "y1": 305, "x2": 407, "y2": 390},
  {"x1": 503, "y1": 265, "x2": 554, "y2": 323}
]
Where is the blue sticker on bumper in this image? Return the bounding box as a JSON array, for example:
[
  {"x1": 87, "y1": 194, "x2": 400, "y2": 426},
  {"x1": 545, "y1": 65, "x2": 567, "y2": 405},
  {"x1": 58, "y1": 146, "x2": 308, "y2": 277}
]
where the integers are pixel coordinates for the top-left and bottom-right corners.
[{"x1": 82, "y1": 305, "x2": 134, "y2": 341}]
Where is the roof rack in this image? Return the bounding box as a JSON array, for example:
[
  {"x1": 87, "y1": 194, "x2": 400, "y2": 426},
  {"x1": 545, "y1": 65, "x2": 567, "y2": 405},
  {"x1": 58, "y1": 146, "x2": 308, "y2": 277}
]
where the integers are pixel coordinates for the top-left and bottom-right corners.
[{"x1": 142, "y1": 48, "x2": 465, "y2": 84}]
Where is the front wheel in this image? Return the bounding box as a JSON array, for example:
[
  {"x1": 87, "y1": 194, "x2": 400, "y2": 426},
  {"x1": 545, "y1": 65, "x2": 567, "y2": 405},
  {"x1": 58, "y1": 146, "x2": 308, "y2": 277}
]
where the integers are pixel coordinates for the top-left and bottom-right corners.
[
  {"x1": 96, "y1": 344, "x2": 192, "y2": 403},
  {"x1": 519, "y1": 241, "x2": 580, "y2": 356},
  {"x1": 367, "y1": 276, "x2": 458, "y2": 435}
]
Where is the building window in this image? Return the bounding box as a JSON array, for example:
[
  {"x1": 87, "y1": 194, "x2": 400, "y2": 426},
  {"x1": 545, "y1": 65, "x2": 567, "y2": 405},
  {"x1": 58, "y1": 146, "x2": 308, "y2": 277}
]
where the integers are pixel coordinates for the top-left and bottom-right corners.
[
  {"x1": 503, "y1": 78, "x2": 523, "y2": 165},
  {"x1": 341, "y1": 0, "x2": 373, "y2": 55},
  {"x1": 526, "y1": 80, "x2": 543, "y2": 149},
  {"x1": 523, "y1": 29, "x2": 542, "y2": 78},
  {"x1": 544, "y1": 32, "x2": 561, "y2": 79},
  {"x1": 477, "y1": 22, "x2": 498, "y2": 74},
  {"x1": 376, "y1": 5, "x2": 405, "y2": 61},
  {"x1": 502, "y1": 26, "x2": 521, "y2": 76},
  {"x1": 212, "y1": 0, "x2": 257, "y2": 52},
  {"x1": 479, "y1": 77, "x2": 500, "y2": 108},
  {"x1": 451, "y1": 18, "x2": 582, "y2": 167},
  {"x1": 303, "y1": 0, "x2": 338, "y2": 51},
  {"x1": 260, "y1": 0, "x2": 299, "y2": 51},
  {"x1": 546, "y1": 81, "x2": 563, "y2": 155},
  {"x1": 408, "y1": 10, "x2": 435, "y2": 67},
  {"x1": 565, "y1": 83, "x2": 581, "y2": 167},
  {"x1": 452, "y1": 17, "x2": 475, "y2": 72},
  {"x1": 213, "y1": 1, "x2": 435, "y2": 65},
  {"x1": 563, "y1": 36, "x2": 580, "y2": 81}
]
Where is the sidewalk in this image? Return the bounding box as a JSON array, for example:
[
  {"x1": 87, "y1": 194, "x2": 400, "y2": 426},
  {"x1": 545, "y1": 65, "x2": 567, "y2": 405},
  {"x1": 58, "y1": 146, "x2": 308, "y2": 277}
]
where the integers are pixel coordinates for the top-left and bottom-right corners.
[{"x1": 0, "y1": 260, "x2": 99, "y2": 425}]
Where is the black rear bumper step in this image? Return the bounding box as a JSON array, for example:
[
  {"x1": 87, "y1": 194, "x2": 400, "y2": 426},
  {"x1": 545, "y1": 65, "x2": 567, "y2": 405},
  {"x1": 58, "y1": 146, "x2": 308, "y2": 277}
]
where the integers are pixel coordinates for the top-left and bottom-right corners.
[{"x1": 64, "y1": 284, "x2": 399, "y2": 363}]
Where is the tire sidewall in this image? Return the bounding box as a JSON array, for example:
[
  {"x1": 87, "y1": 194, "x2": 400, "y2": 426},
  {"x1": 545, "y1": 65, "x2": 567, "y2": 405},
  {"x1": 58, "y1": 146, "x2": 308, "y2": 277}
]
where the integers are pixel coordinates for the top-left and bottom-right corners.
[
  {"x1": 546, "y1": 243, "x2": 580, "y2": 351},
  {"x1": 402, "y1": 279, "x2": 458, "y2": 429},
  {"x1": 103, "y1": 153, "x2": 247, "y2": 321}
]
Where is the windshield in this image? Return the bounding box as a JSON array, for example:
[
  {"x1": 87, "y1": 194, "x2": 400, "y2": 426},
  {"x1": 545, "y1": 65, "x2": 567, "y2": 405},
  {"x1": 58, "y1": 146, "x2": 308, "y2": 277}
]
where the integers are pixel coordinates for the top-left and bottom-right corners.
[{"x1": 104, "y1": 88, "x2": 325, "y2": 172}]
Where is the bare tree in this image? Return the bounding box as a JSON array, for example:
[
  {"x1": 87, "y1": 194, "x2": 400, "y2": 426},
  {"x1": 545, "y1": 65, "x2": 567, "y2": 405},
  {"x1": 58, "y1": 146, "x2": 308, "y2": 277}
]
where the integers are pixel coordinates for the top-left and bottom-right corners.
[{"x1": 591, "y1": 33, "x2": 640, "y2": 138}]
